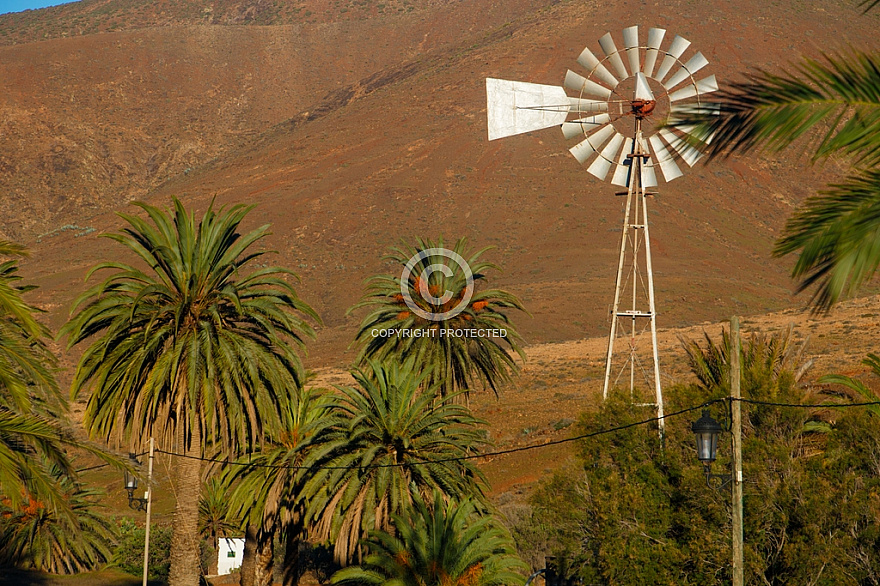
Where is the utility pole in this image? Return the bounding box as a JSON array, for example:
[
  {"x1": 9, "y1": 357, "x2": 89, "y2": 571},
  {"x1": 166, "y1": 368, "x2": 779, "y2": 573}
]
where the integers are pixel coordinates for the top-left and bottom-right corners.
[
  {"x1": 142, "y1": 437, "x2": 155, "y2": 586},
  {"x1": 730, "y1": 317, "x2": 744, "y2": 586}
]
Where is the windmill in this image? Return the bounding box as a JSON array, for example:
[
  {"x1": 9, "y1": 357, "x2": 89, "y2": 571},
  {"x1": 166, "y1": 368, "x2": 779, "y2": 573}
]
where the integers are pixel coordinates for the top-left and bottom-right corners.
[{"x1": 486, "y1": 26, "x2": 717, "y2": 432}]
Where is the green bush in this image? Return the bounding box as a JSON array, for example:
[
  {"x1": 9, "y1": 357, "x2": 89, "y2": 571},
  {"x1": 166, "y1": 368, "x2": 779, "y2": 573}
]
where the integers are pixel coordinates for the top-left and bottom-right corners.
[
  {"x1": 508, "y1": 331, "x2": 880, "y2": 584},
  {"x1": 113, "y1": 518, "x2": 172, "y2": 582}
]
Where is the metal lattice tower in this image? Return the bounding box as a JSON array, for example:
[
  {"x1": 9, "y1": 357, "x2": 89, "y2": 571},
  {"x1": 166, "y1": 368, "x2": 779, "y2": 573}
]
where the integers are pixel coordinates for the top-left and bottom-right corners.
[{"x1": 485, "y1": 26, "x2": 718, "y2": 433}]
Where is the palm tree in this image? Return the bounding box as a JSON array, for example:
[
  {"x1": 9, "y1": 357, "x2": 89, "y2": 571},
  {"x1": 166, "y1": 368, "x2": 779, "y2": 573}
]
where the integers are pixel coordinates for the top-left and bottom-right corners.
[
  {"x1": 0, "y1": 242, "x2": 113, "y2": 521},
  {"x1": 0, "y1": 470, "x2": 117, "y2": 574},
  {"x1": 350, "y1": 237, "x2": 527, "y2": 398},
  {"x1": 0, "y1": 243, "x2": 60, "y2": 415},
  {"x1": 680, "y1": 324, "x2": 811, "y2": 396},
  {"x1": 61, "y1": 198, "x2": 319, "y2": 586},
  {"x1": 199, "y1": 477, "x2": 238, "y2": 576},
  {"x1": 670, "y1": 29, "x2": 880, "y2": 312},
  {"x1": 331, "y1": 491, "x2": 528, "y2": 586},
  {"x1": 227, "y1": 386, "x2": 339, "y2": 586},
  {"x1": 305, "y1": 360, "x2": 488, "y2": 564}
]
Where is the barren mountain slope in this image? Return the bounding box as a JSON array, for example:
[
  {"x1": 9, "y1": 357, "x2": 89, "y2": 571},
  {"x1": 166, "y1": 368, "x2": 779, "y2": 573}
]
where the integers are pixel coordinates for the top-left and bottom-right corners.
[
  {"x1": 0, "y1": 0, "x2": 547, "y2": 239},
  {"x1": 8, "y1": 0, "x2": 880, "y2": 375}
]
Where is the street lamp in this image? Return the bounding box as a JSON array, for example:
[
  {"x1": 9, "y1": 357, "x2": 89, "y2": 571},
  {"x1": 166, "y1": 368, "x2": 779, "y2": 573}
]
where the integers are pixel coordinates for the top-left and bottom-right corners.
[
  {"x1": 691, "y1": 410, "x2": 730, "y2": 489},
  {"x1": 124, "y1": 453, "x2": 148, "y2": 512}
]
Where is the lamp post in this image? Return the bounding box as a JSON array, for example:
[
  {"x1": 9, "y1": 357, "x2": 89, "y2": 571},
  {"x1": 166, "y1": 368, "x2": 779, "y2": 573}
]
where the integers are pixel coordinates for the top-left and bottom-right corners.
[
  {"x1": 691, "y1": 316, "x2": 744, "y2": 586},
  {"x1": 124, "y1": 438, "x2": 155, "y2": 586}
]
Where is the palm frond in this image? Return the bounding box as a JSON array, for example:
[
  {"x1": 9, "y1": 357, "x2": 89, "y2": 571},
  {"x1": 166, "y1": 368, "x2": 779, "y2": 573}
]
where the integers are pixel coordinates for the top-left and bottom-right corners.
[
  {"x1": 773, "y1": 169, "x2": 880, "y2": 312},
  {"x1": 306, "y1": 360, "x2": 488, "y2": 564},
  {"x1": 669, "y1": 51, "x2": 880, "y2": 168}
]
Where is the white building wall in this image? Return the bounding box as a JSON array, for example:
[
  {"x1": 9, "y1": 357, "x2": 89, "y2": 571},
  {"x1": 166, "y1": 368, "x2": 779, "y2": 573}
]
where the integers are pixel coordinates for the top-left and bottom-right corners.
[{"x1": 217, "y1": 537, "x2": 246, "y2": 576}]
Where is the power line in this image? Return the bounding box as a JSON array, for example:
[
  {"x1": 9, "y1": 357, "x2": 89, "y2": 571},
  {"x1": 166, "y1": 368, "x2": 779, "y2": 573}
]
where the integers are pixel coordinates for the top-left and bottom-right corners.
[
  {"x1": 74, "y1": 449, "x2": 147, "y2": 475},
  {"x1": 736, "y1": 397, "x2": 880, "y2": 408},
  {"x1": 74, "y1": 397, "x2": 880, "y2": 475},
  {"x1": 151, "y1": 398, "x2": 728, "y2": 471}
]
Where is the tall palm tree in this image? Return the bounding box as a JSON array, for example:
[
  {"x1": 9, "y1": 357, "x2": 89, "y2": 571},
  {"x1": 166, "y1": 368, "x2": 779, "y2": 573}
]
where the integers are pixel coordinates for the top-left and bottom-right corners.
[
  {"x1": 331, "y1": 492, "x2": 528, "y2": 586},
  {"x1": 350, "y1": 237, "x2": 526, "y2": 398},
  {"x1": 227, "y1": 386, "x2": 339, "y2": 586},
  {"x1": 670, "y1": 32, "x2": 880, "y2": 312},
  {"x1": 61, "y1": 197, "x2": 319, "y2": 586},
  {"x1": 305, "y1": 360, "x2": 488, "y2": 564}
]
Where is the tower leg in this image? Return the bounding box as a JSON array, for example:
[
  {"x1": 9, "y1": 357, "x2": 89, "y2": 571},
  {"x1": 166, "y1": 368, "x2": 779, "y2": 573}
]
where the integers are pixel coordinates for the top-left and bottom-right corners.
[
  {"x1": 600, "y1": 125, "x2": 664, "y2": 435},
  {"x1": 602, "y1": 187, "x2": 634, "y2": 400}
]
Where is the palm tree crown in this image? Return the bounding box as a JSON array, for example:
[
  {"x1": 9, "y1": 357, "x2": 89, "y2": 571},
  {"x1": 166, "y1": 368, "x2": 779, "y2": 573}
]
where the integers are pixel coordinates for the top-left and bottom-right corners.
[
  {"x1": 63, "y1": 198, "x2": 319, "y2": 452},
  {"x1": 331, "y1": 491, "x2": 528, "y2": 586},
  {"x1": 350, "y1": 237, "x2": 526, "y2": 398},
  {"x1": 226, "y1": 386, "x2": 339, "y2": 585},
  {"x1": 671, "y1": 48, "x2": 880, "y2": 311},
  {"x1": 306, "y1": 360, "x2": 488, "y2": 563}
]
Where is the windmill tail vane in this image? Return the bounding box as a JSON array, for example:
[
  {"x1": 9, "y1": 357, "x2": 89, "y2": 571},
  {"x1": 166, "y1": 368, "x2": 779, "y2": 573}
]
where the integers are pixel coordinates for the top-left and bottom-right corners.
[{"x1": 485, "y1": 26, "x2": 720, "y2": 434}]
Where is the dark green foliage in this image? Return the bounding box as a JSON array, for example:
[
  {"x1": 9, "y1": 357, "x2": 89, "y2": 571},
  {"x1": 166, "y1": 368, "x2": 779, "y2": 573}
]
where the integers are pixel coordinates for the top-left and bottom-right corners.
[
  {"x1": 306, "y1": 360, "x2": 489, "y2": 563},
  {"x1": 113, "y1": 518, "x2": 173, "y2": 581},
  {"x1": 510, "y1": 332, "x2": 880, "y2": 584},
  {"x1": 0, "y1": 475, "x2": 117, "y2": 574},
  {"x1": 331, "y1": 492, "x2": 528, "y2": 586}
]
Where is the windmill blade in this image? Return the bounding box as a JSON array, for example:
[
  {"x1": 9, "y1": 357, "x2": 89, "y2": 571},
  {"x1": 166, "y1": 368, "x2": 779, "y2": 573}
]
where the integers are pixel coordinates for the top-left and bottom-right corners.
[
  {"x1": 588, "y1": 131, "x2": 625, "y2": 180},
  {"x1": 576, "y1": 46, "x2": 619, "y2": 88},
  {"x1": 669, "y1": 102, "x2": 721, "y2": 120},
  {"x1": 564, "y1": 70, "x2": 613, "y2": 99},
  {"x1": 486, "y1": 78, "x2": 570, "y2": 140},
  {"x1": 643, "y1": 28, "x2": 666, "y2": 77},
  {"x1": 622, "y1": 26, "x2": 640, "y2": 77},
  {"x1": 669, "y1": 103, "x2": 720, "y2": 145},
  {"x1": 663, "y1": 52, "x2": 710, "y2": 91},
  {"x1": 611, "y1": 137, "x2": 635, "y2": 186},
  {"x1": 569, "y1": 124, "x2": 615, "y2": 164},
  {"x1": 648, "y1": 135, "x2": 684, "y2": 181},
  {"x1": 668, "y1": 74, "x2": 718, "y2": 102},
  {"x1": 562, "y1": 113, "x2": 611, "y2": 139},
  {"x1": 654, "y1": 35, "x2": 691, "y2": 82},
  {"x1": 659, "y1": 128, "x2": 703, "y2": 167},
  {"x1": 638, "y1": 137, "x2": 658, "y2": 187},
  {"x1": 598, "y1": 32, "x2": 629, "y2": 79},
  {"x1": 569, "y1": 96, "x2": 609, "y2": 114},
  {"x1": 634, "y1": 72, "x2": 654, "y2": 101}
]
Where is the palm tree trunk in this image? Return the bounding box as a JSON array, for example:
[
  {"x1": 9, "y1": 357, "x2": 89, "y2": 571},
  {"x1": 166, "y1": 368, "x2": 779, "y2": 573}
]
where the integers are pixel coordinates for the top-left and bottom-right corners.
[
  {"x1": 208, "y1": 535, "x2": 219, "y2": 576},
  {"x1": 169, "y1": 423, "x2": 203, "y2": 586},
  {"x1": 282, "y1": 527, "x2": 302, "y2": 586},
  {"x1": 240, "y1": 524, "x2": 258, "y2": 586},
  {"x1": 240, "y1": 524, "x2": 274, "y2": 586},
  {"x1": 255, "y1": 533, "x2": 274, "y2": 586}
]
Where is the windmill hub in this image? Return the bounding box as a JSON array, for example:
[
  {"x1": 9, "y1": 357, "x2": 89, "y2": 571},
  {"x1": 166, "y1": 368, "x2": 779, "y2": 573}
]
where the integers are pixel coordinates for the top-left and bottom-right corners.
[{"x1": 630, "y1": 98, "x2": 656, "y2": 118}]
